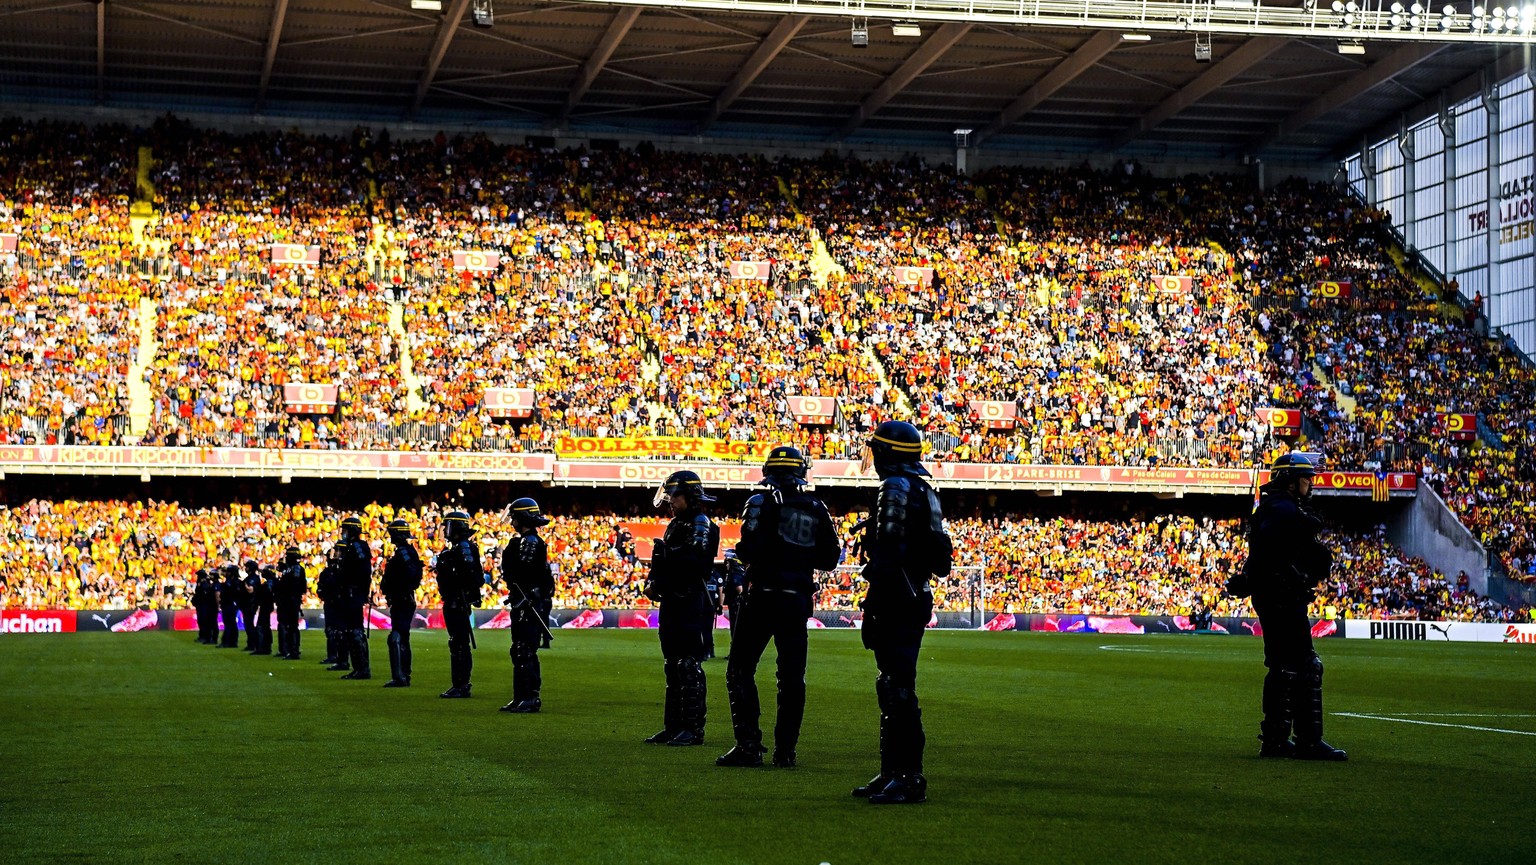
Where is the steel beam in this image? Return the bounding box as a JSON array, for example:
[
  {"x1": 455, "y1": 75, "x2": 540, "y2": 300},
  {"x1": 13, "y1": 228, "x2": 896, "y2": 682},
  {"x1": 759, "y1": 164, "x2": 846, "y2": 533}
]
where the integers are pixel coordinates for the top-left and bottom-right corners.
[
  {"x1": 95, "y1": 0, "x2": 105, "y2": 104},
  {"x1": 1110, "y1": 36, "x2": 1287, "y2": 150},
  {"x1": 408, "y1": 0, "x2": 473, "y2": 120},
  {"x1": 560, "y1": 5, "x2": 642, "y2": 124},
  {"x1": 697, "y1": 14, "x2": 807, "y2": 133},
  {"x1": 976, "y1": 30, "x2": 1119, "y2": 146},
  {"x1": 1257, "y1": 42, "x2": 1443, "y2": 151},
  {"x1": 256, "y1": 0, "x2": 290, "y2": 111},
  {"x1": 836, "y1": 22, "x2": 970, "y2": 139}
]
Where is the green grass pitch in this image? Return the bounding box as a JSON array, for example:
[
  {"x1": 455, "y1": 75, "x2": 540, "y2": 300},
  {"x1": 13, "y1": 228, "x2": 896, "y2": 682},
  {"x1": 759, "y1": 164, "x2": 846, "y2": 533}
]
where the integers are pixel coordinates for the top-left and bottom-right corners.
[{"x1": 2, "y1": 629, "x2": 1531, "y2": 864}]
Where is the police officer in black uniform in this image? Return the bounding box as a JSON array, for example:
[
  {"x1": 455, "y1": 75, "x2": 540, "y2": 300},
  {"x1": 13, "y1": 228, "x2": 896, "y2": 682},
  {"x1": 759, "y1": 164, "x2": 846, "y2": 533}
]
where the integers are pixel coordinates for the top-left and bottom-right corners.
[
  {"x1": 643, "y1": 470, "x2": 720, "y2": 747},
  {"x1": 720, "y1": 549, "x2": 746, "y2": 654},
  {"x1": 249, "y1": 566, "x2": 276, "y2": 655},
  {"x1": 192, "y1": 569, "x2": 218, "y2": 644},
  {"x1": 851, "y1": 421, "x2": 951, "y2": 805},
  {"x1": 718, "y1": 446, "x2": 841, "y2": 769},
  {"x1": 241, "y1": 560, "x2": 262, "y2": 652},
  {"x1": 500, "y1": 498, "x2": 554, "y2": 713},
  {"x1": 437, "y1": 511, "x2": 483, "y2": 698},
  {"x1": 317, "y1": 546, "x2": 344, "y2": 668},
  {"x1": 381, "y1": 519, "x2": 423, "y2": 688},
  {"x1": 218, "y1": 564, "x2": 243, "y2": 648},
  {"x1": 335, "y1": 516, "x2": 373, "y2": 680},
  {"x1": 276, "y1": 546, "x2": 306, "y2": 660},
  {"x1": 703, "y1": 566, "x2": 722, "y2": 660},
  {"x1": 1227, "y1": 453, "x2": 1347, "y2": 761}
]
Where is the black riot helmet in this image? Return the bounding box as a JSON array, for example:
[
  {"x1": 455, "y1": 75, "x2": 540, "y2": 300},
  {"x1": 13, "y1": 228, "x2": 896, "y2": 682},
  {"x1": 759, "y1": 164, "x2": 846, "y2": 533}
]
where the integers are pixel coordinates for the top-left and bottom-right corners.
[
  {"x1": 284, "y1": 545, "x2": 301, "y2": 565},
  {"x1": 443, "y1": 510, "x2": 474, "y2": 543},
  {"x1": 1267, "y1": 452, "x2": 1319, "y2": 498},
  {"x1": 262, "y1": 566, "x2": 277, "y2": 582},
  {"x1": 653, "y1": 470, "x2": 717, "y2": 509},
  {"x1": 244, "y1": 559, "x2": 259, "y2": 574},
  {"x1": 387, "y1": 518, "x2": 412, "y2": 543},
  {"x1": 339, "y1": 515, "x2": 363, "y2": 542},
  {"x1": 761, "y1": 445, "x2": 811, "y2": 488},
  {"x1": 508, "y1": 497, "x2": 551, "y2": 529},
  {"x1": 862, "y1": 420, "x2": 930, "y2": 477},
  {"x1": 223, "y1": 564, "x2": 240, "y2": 580}
]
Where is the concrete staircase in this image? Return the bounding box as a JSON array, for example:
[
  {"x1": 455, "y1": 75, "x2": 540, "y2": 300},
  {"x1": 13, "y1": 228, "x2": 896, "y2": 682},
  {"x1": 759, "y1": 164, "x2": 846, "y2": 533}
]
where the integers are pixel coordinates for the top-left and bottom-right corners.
[
  {"x1": 1312, "y1": 362, "x2": 1358, "y2": 420},
  {"x1": 127, "y1": 296, "x2": 159, "y2": 440},
  {"x1": 388, "y1": 301, "x2": 426, "y2": 415}
]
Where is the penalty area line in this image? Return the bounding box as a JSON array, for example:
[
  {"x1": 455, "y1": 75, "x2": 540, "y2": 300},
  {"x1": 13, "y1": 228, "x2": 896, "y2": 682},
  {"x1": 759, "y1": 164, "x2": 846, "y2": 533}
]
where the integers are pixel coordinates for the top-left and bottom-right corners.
[{"x1": 1333, "y1": 713, "x2": 1536, "y2": 737}]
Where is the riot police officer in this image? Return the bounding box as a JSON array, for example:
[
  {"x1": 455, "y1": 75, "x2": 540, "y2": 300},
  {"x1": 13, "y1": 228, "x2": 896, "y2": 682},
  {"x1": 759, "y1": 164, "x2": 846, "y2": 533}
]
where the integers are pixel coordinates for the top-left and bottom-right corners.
[
  {"x1": 335, "y1": 516, "x2": 374, "y2": 680},
  {"x1": 275, "y1": 546, "x2": 306, "y2": 660},
  {"x1": 1227, "y1": 453, "x2": 1347, "y2": 761},
  {"x1": 718, "y1": 446, "x2": 840, "y2": 769},
  {"x1": 720, "y1": 549, "x2": 746, "y2": 654},
  {"x1": 317, "y1": 546, "x2": 344, "y2": 668},
  {"x1": 249, "y1": 566, "x2": 276, "y2": 655},
  {"x1": 191, "y1": 569, "x2": 218, "y2": 644},
  {"x1": 643, "y1": 470, "x2": 720, "y2": 747},
  {"x1": 437, "y1": 511, "x2": 483, "y2": 698},
  {"x1": 381, "y1": 519, "x2": 423, "y2": 687},
  {"x1": 500, "y1": 498, "x2": 554, "y2": 713},
  {"x1": 218, "y1": 565, "x2": 243, "y2": 648},
  {"x1": 851, "y1": 421, "x2": 951, "y2": 805},
  {"x1": 241, "y1": 560, "x2": 262, "y2": 652},
  {"x1": 703, "y1": 565, "x2": 722, "y2": 660}
]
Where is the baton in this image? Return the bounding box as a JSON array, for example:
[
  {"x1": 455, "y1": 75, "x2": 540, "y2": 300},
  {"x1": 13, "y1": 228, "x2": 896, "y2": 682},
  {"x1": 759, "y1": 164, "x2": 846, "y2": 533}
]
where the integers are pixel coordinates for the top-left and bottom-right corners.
[{"x1": 508, "y1": 583, "x2": 556, "y2": 643}]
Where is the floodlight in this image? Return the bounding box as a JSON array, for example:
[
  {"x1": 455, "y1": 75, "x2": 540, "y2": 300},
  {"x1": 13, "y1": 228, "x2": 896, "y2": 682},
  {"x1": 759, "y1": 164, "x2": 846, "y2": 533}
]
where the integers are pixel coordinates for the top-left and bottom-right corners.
[
  {"x1": 1122, "y1": 32, "x2": 1152, "y2": 40},
  {"x1": 410, "y1": 0, "x2": 443, "y2": 9},
  {"x1": 1338, "y1": 41, "x2": 1367, "y2": 52},
  {"x1": 892, "y1": 21, "x2": 922, "y2": 37}
]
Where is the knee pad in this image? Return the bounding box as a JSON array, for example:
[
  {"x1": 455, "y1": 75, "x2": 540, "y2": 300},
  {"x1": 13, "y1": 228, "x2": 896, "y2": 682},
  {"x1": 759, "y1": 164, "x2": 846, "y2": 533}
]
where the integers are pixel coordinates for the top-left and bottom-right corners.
[
  {"x1": 1308, "y1": 653, "x2": 1324, "y2": 684},
  {"x1": 387, "y1": 631, "x2": 401, "y2": 650}
]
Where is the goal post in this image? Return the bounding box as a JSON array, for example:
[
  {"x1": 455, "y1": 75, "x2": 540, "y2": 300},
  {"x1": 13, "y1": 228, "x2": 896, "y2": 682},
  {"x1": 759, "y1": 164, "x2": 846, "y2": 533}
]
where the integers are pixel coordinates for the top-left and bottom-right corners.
[{"x1": 817, "y1": 563, "x2": 990, "y2": 628}]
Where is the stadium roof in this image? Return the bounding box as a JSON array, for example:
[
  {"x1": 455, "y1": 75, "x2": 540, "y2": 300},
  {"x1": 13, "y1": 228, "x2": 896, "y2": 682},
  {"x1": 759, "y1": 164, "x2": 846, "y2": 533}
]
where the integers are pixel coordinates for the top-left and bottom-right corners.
[{"x1": 0, "y1": 0, "x2": 1527, "y2": 163}]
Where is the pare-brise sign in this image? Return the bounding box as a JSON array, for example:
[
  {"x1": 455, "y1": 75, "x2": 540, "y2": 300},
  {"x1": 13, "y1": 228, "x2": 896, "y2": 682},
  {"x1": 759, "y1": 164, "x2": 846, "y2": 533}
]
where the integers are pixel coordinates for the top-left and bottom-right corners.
[{"x1": 1344, "y1": 619, "x2": 1536, "y2": 644}]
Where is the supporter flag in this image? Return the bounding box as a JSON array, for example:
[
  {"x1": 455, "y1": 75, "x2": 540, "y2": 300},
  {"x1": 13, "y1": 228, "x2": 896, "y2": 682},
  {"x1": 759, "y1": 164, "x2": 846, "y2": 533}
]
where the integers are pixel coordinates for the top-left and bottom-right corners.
[
  {"x1": 1371, "y1": 471, "x2": 1391, "y2": 503},
  {"x1": 1153, "y1": 275, "x2": 1193, "y2": 293},
  {"x1": 893, "y1": 266, "x2": 935, "y2": 286},
  {"x1": 1438, "y1": 412, "x2": 1477, "y2": 441},
  {"x1": 1315, "y1": 279, "x2": 1354, "y2": 298},
  {"x1": 483, "y1": 387, "x2": 535, "y2": 419},
  {"x1": 787, "y1": 396, "x2": 838, "y2": 425},
  {"x1": 452, "y1": 250, "x2": 500, "y2": 272},
  {"x1": 282, "y1": 383, "x2": 339, "y2": 414},
  {"x1": 1258, "y1": 408, "x2": 1301, "y2": 436},
  {"x1": 0, "y1": 233, "x2": 15, "y2": 253},
  {"x1": 968, "y1": 400, "x2": 1018, "y2": 430},
  {"x1": 728, "y1": 260, "x2": 771, "y2": 281},
  {"x1": 270, "y1": 243, "x2": 321, "y2": 266}
]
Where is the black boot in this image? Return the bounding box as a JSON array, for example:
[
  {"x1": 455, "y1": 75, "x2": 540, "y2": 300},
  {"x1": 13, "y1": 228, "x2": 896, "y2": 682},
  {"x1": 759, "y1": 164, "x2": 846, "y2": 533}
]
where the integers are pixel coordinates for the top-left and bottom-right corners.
[
  {"x1": 440, "y1": 685, "x2": 472, "y2": 698},
  {"x1": 671, "y1": 657, "x2": 706, "y2": 746},
  {"x1": 388, "y1": 631, "x2": 405, "y2": 685},
  {"x1": 644, "y1": 729, "x2": 677, "y2": 744},
  {"x1": 868, "y1": 773, "x2": 927, "y2": 805},
  {"x1": 854, "y1": 675, "x2": 899, "y2": 797},
  {"x1": 504, "y1": 694, "x2": 541, "y2": 714},
  {"x1": 667, "y1": 730, "x2": 705, "y2": 747},
  {"x1": 715, "y1": 743, "x2": 765, "y2": 767},
  {"x1": 772, "y1": 750, "x2": 797, "y2": 769},
  {"x1": 724, "y1": 658, "x2": 762, "y2": 760},
  {"x1": 349, "y1": 629, "x2": 371, "y2": 678},
  {"x1": 1259, "y1": 667, "x2": 1298, "y2": 757},
  {"x1": 383, "y1": 678, "x2": 410, "y2": 688},
  {"x1": 1289, "y1": 654, "x2": 1344, "y2": 760},
  {"x1": 647, "y1": 661, "x2": 681, "y2": 744}
]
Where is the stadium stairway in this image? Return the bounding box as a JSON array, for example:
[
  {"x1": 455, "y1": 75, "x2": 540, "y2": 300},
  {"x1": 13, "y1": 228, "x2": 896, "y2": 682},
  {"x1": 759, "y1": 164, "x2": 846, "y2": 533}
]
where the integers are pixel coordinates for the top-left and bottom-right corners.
[
  {"x1": 1311, "y1": 363, "x2": 1358, "y2": 420},
  {"x1": 388, "y1": 302, "x2": 426, "y2": 416},
  {"x1": 127, "y1": 295, "x2": 158, "y2": 440}
]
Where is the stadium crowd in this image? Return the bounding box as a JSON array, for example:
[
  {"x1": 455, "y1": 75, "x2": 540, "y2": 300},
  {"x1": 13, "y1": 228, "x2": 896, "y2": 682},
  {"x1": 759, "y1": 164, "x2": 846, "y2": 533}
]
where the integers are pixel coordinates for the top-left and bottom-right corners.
[
  {"x1": 2, "y1": 496, "x2": 1528, "y2": 624},
  {"x1": 4, "y1": 117, "x2": 1536, "y2": 594}
]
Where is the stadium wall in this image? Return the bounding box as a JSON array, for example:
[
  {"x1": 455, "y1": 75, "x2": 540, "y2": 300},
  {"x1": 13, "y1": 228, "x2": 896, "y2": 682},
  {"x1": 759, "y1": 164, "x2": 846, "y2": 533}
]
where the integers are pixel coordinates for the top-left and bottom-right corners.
[
  {"x1": 0, "y1": 100, "x2": 1334, "y2": 182},
  {"x1": 1388, "y1": 483, "x2": 1489, "y2": 595}
]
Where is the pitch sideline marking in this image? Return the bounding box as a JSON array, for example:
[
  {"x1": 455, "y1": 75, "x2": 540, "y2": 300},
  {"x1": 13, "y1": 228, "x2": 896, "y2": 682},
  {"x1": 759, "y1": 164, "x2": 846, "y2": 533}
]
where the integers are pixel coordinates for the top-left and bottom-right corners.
[
  {"x1": 1333, "y1": 712, "x2": 1536, "y2": 737},
  {"x1": 1391, "y1": 712, "x2": 1536, "y2": 718},
  {"x1": 1098, "y1": 645, "x2": 1156, "y2": 653}
]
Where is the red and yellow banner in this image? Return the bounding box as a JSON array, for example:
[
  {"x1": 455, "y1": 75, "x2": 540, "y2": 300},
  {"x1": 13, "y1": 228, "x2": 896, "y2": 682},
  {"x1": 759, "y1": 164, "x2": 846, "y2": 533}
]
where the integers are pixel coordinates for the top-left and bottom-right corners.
[
  {"x1": 1153, "y1": 275, "x2": 1193, "y2": 292},
  {"x1": 283, "y1": 383, "x2": 339, "y2": 414},
  {"x1": 554, "y1": 436, "x2": 775, "y2": 462},
  {"x1": 1439, "y1": 412, "x2": 1477, "y2": 441},
  {"x1": 894, "y1": 266, "x2": 935, "y2": 286},
  {"x1": 1316, "y1": 279, "x2": 1354, "y2": 298},
  {"x1": 787, "y1": 396, "x2": 837, "y2": 425},
  {"x1": 728, "y1": 260, "x2": 771, "y2": 281},
  {"x1": 271, "y1": 243, "x2": 321, "y2": 265},
  {"x1": 0, "y1": 233, "x2": 16, "y2": 253},
  {"x1": 452, "y1": 250, "x2": 500, "y2": 271},
  {"x1": 969, "y1": 400, "x2": 1018, "y2": 430},
  {"x1": 1258, "y1": 408, "x2": 1301, "y2": 435},
  {"x1": 484, "y1": 387, "x2": 535, "y2": 418}
]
